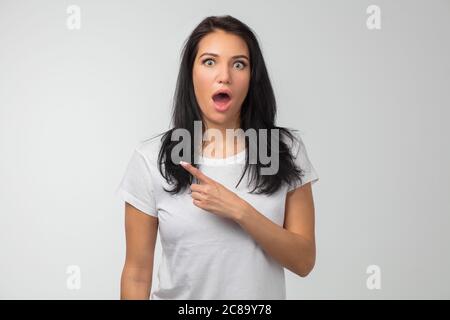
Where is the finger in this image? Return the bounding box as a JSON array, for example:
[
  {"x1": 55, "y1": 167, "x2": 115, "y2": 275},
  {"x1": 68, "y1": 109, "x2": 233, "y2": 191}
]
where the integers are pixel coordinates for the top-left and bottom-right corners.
[
  {"x1": 192, "y1": 199, "x2": 204, "y2": 209},
  {"x1": 180, "y1": 161, "x2": 212, "y2": 184},
  {"x1": 191, "y1": 191, "x2": 206, "y2": 201},
  {"x1": 190, "y1": 183, "x2": 207, "y2": 193}
]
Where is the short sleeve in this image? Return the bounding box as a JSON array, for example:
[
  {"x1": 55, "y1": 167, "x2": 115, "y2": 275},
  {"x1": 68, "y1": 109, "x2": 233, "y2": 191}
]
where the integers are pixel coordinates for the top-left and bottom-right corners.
[
  {"x1": 115, "y1": 149, "x2": 158, "y2": 217},
  {"x1": 287, "y1": 133, "x2": 320, "y2": 192}
]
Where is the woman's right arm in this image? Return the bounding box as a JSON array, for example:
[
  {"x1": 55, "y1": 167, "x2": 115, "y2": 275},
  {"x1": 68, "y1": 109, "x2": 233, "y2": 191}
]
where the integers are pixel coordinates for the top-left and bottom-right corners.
[{"x1": 120, "y1": 202, "x2": 158, "y2": 300}]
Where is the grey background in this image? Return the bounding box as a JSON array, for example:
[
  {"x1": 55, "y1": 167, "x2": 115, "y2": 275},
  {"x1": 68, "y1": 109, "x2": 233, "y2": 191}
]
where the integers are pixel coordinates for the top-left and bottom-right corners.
[{"x1": 1, "y1": 0, "x2": 449, "y2": 299}]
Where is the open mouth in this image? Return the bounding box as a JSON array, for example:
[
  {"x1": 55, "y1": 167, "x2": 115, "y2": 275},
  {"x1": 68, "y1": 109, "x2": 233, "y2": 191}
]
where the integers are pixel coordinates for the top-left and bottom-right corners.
[
  {"x1": 212, "y1": 92, "x2": 232, "y2": 112},
  {"x1": 212, "y1": 92, "x2": 231, "y2": 103}
]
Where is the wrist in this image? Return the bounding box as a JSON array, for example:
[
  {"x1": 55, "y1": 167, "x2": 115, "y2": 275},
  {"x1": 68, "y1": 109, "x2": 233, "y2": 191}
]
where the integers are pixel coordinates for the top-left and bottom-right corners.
[{"x1": 232, "y1": 198, "x2": 251, "y2": 224}]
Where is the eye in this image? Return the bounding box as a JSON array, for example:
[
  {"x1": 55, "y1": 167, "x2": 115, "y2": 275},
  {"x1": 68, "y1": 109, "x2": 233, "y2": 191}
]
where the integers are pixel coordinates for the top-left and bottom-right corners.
[
  {"x1": 234, "y1": 60, "x2": 247, "y2": 70},
  {"x1": 202, "y1": 58, "x2": 215, "y2": 66}
]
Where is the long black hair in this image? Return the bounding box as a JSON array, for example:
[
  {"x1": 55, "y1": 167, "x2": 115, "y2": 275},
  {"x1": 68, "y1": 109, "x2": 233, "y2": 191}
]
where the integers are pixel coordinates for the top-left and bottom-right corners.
[{"x1": 146, "y1": 15, "x2": 306, "y2": 195}]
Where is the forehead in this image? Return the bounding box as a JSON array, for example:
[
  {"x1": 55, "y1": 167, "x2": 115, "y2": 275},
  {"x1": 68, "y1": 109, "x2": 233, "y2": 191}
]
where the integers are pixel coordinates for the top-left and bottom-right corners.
[{"x1": 196, "y1": 30, "x2": 249, "y2": 58}]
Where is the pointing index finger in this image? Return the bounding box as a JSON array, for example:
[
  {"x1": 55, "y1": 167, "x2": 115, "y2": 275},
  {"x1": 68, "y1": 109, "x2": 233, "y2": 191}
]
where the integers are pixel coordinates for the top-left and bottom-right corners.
[{"x1": 180, "y1": 161, "x2": 210, "y2": 184}]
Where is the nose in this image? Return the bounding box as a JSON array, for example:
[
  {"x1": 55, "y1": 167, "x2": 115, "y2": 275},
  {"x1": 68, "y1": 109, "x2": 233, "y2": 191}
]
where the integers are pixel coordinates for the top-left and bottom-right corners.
[{"x1": 217, "y1": 65, "x2": 231, "y2": 84}]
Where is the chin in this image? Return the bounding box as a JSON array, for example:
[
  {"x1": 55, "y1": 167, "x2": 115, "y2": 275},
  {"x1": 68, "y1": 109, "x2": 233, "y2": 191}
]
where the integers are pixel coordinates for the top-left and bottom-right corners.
[{"x1": 205, "y1": 113, "x2": 229, "y2": 124}]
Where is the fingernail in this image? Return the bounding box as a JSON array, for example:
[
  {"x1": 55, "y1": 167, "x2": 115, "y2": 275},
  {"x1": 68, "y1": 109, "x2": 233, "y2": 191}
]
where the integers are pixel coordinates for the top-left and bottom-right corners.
[{"x1": 179, "y1": 161, "x2": 187, "y2": 166}]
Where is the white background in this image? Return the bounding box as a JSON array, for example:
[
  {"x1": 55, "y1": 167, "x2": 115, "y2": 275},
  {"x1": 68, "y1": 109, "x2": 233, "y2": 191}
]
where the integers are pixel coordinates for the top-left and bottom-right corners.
[{"x1": 1, "y1": 0, "x2": 449, "y2": 299}]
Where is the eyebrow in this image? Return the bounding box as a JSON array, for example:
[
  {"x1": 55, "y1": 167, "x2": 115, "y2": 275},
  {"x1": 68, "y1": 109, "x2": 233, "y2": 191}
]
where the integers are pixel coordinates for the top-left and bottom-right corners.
[{"x1": 198, "y1": 52, "x2": 249, "y2": 61}]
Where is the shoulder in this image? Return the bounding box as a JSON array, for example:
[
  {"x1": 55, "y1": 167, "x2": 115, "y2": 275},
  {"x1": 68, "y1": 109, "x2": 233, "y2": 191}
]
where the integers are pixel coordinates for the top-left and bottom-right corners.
[
  {"x1": 134, "y1": 133, "x2": 165, "y2": 167},
  {"x1": 281, "y1": 128, "x2": 306, "y2": 158}
]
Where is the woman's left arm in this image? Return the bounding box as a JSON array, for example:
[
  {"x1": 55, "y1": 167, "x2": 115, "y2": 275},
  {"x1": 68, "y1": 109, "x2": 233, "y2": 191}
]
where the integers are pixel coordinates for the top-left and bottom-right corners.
[
  {"x1": 180, "y1": 161, "x2": 316, "y2": 277},
  {"x1": 234, "y1": 183, "x2": 316, "y2": 277}
]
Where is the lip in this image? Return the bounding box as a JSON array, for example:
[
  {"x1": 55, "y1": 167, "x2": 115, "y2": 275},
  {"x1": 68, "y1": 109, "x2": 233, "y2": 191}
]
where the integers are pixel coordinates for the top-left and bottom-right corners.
[
  {"x1": 212, "y1": 88, "x2": 233, "y2": 99},
  {"x1": 211, "y1": 88, "x2": 233, "y2": 112}
]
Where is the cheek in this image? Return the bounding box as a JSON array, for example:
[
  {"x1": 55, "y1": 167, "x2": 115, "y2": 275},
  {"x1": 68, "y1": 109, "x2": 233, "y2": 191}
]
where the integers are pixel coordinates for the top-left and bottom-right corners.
[
  {"x1": 234, "y1": 73, "x2": 250, "y2": 101},
  {"x1": 193, "y1": 69, "x2": 214, "y2": 101}
]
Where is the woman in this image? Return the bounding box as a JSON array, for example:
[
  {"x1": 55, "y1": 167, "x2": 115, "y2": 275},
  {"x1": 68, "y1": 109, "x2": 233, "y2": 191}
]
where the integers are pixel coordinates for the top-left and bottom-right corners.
[{"x1": 117, "y1": 15, "x2": 319, "y2": 300}]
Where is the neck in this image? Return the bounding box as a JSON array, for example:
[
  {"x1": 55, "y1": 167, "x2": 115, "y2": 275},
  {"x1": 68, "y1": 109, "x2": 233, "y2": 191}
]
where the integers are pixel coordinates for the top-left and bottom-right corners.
[{"x1": 201, "y1": 120, "x2": 245, "y2": 158}]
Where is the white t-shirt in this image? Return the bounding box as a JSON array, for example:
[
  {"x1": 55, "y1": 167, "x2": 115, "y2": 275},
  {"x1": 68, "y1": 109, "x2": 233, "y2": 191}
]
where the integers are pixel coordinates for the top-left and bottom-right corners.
[{"x1": 116, "y1": 132, "x2": 319, "y2": 300}]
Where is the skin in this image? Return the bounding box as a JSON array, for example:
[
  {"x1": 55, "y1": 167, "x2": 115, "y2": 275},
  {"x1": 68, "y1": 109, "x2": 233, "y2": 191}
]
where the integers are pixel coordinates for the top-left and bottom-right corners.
[
  {"x1": 120, "y1": 29, "x2": 316, "y2": 300},
  {"x1": 192, "y1": 29, "x2": 250, "y2": 157},
  {"x1": 120, "y1": 203, "x2": 158, "y2": 299}
]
